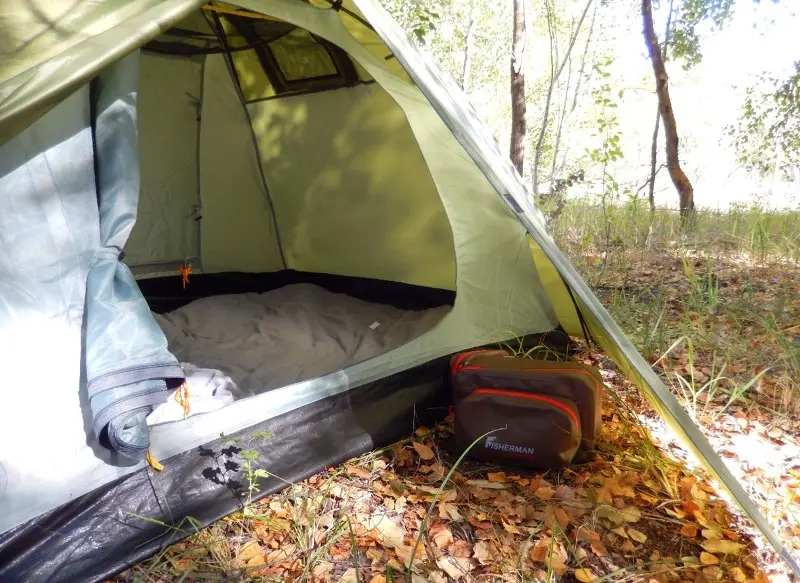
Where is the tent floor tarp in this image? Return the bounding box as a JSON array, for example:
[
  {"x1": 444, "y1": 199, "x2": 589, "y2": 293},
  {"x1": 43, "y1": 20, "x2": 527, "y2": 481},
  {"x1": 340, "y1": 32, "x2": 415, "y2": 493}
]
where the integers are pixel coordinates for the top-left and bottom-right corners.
[{"x1": 0, "y1": 355, "x2": 451, "y2": 583}]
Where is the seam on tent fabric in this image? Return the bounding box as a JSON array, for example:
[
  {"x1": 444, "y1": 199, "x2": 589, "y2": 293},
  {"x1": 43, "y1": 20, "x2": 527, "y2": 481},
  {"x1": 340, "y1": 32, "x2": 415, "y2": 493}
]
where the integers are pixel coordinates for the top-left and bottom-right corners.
[
  {"x1": 93, "y1": 390, "x2": 171, "y2": 437},
  {"x1": 88, "y1": 362, "x2": 184, "y2": 397},
  {"x1": 558, "y1": 270, "x2": 594, "y2": 348},
  {"x1": 196, "y1": 52, "x2": 207, "y2": 273},
  {"x1": 243, "y1": 79, "x2": 376, "y2": 104},
  {"x1": 207, "y1": 10, "x2": 288, "y2": 269}
]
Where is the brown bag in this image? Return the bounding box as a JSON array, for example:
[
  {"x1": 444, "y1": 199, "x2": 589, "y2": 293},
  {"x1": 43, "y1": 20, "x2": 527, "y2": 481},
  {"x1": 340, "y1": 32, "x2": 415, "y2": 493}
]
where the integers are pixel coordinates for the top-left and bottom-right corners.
[{"x1": 449, "y1": 349, "x2": 603, "y2": 469}]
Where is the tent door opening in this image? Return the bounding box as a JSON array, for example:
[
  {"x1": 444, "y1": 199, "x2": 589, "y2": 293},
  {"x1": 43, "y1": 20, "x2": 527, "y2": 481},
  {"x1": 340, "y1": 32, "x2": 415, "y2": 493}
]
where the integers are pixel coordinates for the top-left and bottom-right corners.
[{"x1": 120, "y1": 21, "x2": 459, "y2": 425}]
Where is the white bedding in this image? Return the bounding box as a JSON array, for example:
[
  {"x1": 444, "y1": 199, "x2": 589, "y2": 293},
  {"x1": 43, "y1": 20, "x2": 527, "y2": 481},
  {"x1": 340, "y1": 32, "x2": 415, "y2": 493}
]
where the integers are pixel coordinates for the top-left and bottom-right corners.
[{"x1": 151, "y1": 283, "x2": 449, "y2": 400}]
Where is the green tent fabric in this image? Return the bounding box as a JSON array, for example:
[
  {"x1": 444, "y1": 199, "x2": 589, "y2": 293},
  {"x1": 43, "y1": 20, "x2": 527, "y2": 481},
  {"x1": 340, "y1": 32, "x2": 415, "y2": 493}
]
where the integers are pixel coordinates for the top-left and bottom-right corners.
[{"x1": 0, "y1": 0, "x2": 796, "y2": 580}]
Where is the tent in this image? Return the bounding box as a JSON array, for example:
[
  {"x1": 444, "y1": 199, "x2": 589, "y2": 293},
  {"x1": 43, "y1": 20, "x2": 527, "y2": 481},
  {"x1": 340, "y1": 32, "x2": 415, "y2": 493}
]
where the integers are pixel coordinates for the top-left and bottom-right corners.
[{"x1": 0, "y1": 1, "x2": 796, "y2": 580}]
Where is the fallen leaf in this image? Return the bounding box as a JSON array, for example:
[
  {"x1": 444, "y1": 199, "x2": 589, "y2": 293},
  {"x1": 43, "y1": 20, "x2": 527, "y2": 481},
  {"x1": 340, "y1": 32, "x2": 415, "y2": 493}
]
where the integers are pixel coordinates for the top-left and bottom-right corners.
[
  {"x1": 237, "y1": 540, "x2": 263, "y2": 562},
  {"x1": 727, "y1": 567, "x2": 747, "y2": 582},
  {"x1": 575, "y1": 567, "x2": 597, "y2": 582},
  {"x1": 436, "y1": 556, "x2": 471, "y2": 579},
  {"x1": 314, "y1": 562, "x2": 334, "y2": 578},
  {"x1": 502, "y1": 520, "x2": 521, "y2": 534},
  {"x1": 701, "y1": 539, "x2": 746, "y2": 555},
  {"x1": 611, "y1": 526, "x2": 629, "y2": 538},
  {"x1": 412, "y1": 442, "x2": 435, "y2": 460},
  {"x1": 534, "y1": 486, "x2": 556, "y2": 500},
  {"x1": 620, "y1": 506, "x2": 642, "y2": 523},
  {"x1": 338, "y1": 568, "x2": 358, "y2": 583},
  {"x1": 438, "y1": 502, "x2": 464, "y2": 522},
  {"x1": 368, "y1": 576, "x2": 386, "y2": 583},
  {"x1": 487, "y1": 471, "x2": 507, "y2": 483},
  {"x1": 466, "y1": 479, "x2": 507, "y2": 489},
  {"x1": 628, "y1": 528, "x2": 648, "y2": 543},
  {"x1": 171, "y1": 557, "x2": 194, "y2": 573},
  {"x1": 597, "y1": 505, "x2": 623, "y2": 523},
  {"x1": 680, "y1": 523, "x2": 699, "y2": 537},
  {"x1": 395, "y1": 542, "x2": 425, "y2": 569},
  {"x1": 590, "y1": 539, "x2": 608, "y2": 557},
  {"x1": 473, "y1": 541, "x2": 493, "y2": 565},
  {"x1": 700, "y1": 551, "x2": 720, "y2": 565},
  {"x1": 432, "y1": 526, "x2": 453, "y2": 549},
  {"x1": 550, "y1": 558, "x2": 568, "y2": 576},
  {"x1": 620, "y1": 539, "x2": 636, "y2": 552},
  {"x1": 361, "y1": 513, "x2": 405, "y2": 549}
]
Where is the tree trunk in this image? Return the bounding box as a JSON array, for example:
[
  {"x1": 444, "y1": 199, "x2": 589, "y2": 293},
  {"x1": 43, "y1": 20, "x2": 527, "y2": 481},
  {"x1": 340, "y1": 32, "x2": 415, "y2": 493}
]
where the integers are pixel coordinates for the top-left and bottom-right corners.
[
  {"x1": 509, "y1": 0, "x2": 526, "y2": 175},
  {"x1": 647, "y1": 110, "x2": 659, "y2": 215},
  {"x1": 460, "y1": 0, "x2": 476, "y2": 93},
  {"x1": 646, "y1": 0, "x2": 673, "y2": 217},
  {"x1": 531, "y1": 0, "x2": 594, "y2": 198},
  {"x1": 642, "y1": 0, "x2": 694, "y2": 224}
]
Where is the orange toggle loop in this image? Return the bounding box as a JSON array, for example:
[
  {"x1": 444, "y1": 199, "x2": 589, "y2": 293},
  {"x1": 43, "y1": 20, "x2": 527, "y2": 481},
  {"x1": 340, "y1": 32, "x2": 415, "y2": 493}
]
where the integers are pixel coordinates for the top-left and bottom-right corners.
[
  {"x1": 173, "y1": 382, "x2": 191, "y2": 418},
  {"x1": 178, "y1": 261, "x2": 192, "y2": 289}
]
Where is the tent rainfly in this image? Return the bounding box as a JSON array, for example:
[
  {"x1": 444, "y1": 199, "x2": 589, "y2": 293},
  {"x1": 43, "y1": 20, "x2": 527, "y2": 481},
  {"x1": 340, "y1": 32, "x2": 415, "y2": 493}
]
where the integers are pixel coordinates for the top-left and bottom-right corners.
[{"x1": 0, "y1": 1, "x2": 796, "y2": 580}]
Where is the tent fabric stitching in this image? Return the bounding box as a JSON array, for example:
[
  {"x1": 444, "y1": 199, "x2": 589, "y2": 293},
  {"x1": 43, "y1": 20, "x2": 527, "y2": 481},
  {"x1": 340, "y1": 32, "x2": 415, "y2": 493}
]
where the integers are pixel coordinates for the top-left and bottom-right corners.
[{"x1": 207, "y1": 9, "x2": 288, "y2": 269}]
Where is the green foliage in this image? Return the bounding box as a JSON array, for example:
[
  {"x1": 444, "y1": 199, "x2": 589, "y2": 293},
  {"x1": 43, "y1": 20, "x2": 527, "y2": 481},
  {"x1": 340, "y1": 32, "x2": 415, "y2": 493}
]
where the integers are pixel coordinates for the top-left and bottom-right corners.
[
  {"x1": 378, "y1": 0, "x2": 446, "y2": 45},
  {"x1": 727, "y1": 60, "x2": 800, "y2": 180},
  {"x1": 665, "y1": 0, "x2": 735, "y2": 68}
]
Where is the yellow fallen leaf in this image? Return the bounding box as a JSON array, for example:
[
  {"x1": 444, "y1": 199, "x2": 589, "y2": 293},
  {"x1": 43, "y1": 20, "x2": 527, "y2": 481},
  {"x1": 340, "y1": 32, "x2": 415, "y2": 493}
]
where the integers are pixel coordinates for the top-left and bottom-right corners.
[
  {"x1": 550, "y1": 558, "x2": 568, "y2": 576},
  {"x1": 575, "y1": 567, "x2": 597, "y2": 582},
  {"x1": 412, "y1": 441, "x2": 435, "y2": 460},
  {"x1": 611, "y1": 526, "x2": 629, "y2": 538},
  {"x1": 414, "y1": 426, "x2": 431, "y2": 437},
  {"x1": 534, "y1": 486, "x2": 556, "y2": 500},
  {"x1": 701, "y1": 539, "x2": 746, "y2": 555},
  {"x1": 145, "y1": 449, "x2": 164, "y2": 471},
  {"x1": 620, "y1": 506, "x2": 642, "y2": 523},
  {"x1": 701, "y1": 527, "x2": 722, "y2": 540},
  {"x1": 368, "y1": 576, "x2": 386, "y2": 583},
  {"x1": 628, "y1": 528, "x2": 647, "y2": 543},
  {"x1": 727, "y1": 567, "x2": 747, "y2": 582},
  {"x1": 700, "y1": 551, "x2": 719, "y2": 565},
  {"x1": 502, "y1": 520, "x2": 521, "y2": 534},
  {"x1": 237, "y1": 540, "x2": 263, "y2": 562},
  {"x1": 597, "y1": 505, "x2": 623, "y2": 523},
  {"x1": 487, "y1": 471, "x2": 507, "y2": 483}
]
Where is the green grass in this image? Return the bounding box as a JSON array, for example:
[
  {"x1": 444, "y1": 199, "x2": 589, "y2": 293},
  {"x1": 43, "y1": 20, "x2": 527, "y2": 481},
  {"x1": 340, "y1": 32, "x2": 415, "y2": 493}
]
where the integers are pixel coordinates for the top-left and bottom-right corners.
[{"x1": 552, "y1": 197, "x2": 800, "y2": 418}]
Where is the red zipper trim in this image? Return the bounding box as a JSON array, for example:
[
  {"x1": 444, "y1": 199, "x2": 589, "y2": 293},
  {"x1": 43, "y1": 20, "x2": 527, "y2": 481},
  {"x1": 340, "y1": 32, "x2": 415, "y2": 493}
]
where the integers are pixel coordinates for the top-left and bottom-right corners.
[
  {"x1": 473, "y1": 388, "x2": 580, "y2": 429},
  {"x1": 459, "y1": 365, "x2": 600, "y2": 395},
  {"x1": 451, "y1": 350, "x2": 492, "y2": 374}
]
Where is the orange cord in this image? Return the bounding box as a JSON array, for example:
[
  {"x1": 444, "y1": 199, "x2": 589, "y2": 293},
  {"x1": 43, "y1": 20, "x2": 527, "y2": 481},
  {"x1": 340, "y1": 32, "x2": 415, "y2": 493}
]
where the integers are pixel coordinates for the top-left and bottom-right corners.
[
  {"x1": 178, "y1": 261, "x2": 192, "y2": 289},
  {"x1": 174, "y1": 382, "x2": 191, "y2": 418}
]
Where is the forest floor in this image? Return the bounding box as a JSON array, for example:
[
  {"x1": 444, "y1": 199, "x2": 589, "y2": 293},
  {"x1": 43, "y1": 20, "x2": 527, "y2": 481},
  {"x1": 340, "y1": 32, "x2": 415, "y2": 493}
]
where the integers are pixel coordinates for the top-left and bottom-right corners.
[{"x1": 112, "y1": 208, "x2": 799, "y2": 583}]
